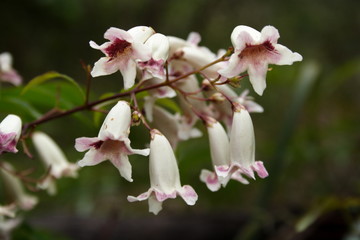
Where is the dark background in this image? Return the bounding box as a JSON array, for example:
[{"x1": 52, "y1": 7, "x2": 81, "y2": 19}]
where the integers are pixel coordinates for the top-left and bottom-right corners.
[{"x1": 0, "y1": 0, "x2": 359, "y2": 239}]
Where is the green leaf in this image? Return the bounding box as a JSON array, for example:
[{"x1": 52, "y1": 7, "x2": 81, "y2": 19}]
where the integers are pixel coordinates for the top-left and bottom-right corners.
[
  {"x1": 21, "y1": 71, "x2": 85, "y2": 100},
  {"x1": 0, "y1": 97, "x2": 42, "y2": 120}
]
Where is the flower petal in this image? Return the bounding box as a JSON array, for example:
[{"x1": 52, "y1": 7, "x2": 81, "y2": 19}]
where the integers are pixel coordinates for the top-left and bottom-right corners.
[
  {"x1": 78, "y1": 148, "x2": 106, "y2": 167},
  {"x1": 154, "y1": 190, "x2": 177, "y2": 201},
  {"x1": 119, "y1": 59, "x2": 137, "y2": 89},
  {"x1": 110, "y1": 153, "x2": 133, "y2": 182},
  {"x1": 75, "y1": 137, "x2": 100, "y2": 152},
  {"x1": 231, "y1": 170, "x2": 250, "y2": 184},
  {"x1": 127, "y1": 189, "x2": 152, "y2": 202},
  {"x1": 148, "y1": 195, "x2": 163, "y2": 215},
  {"x1": 123, "y1": 138, "x2": 150, "y2": 156},
  {"x1": 186, "y1": 32, "x2": 201, "y2": 45},
  {"x1": 252, "y1": 161, "x2": 269, "y2": 178},
  {"x1": 247, "y1": 63, "x2": 269, "y2": 96},
  {"x1": 104, "y1": 27, "x2": 132, "y2": 42},
  {"x1": 127, "y1": 26, "x2": 155, "y2": 43},
  {"x1": 231, "y1": 25, "x2": 260, "y2": 49},
  {"x1": 218, "y1": 53, "x2": 246, "y2": 78},
  {"x1": 272, "y1": 44, "x2": 303, "y2": 65},
  {"x1": 91, "y1": 57, "x2": 119, "y2": 77},
  {"x1": 177, "y1": 185, "x2": 198, "y2": 206},
  {"x1": 260, "y1": 26, "x2": 280, "y2": 44},
  {"x1": 200, "y1": 169, "x2": 221, "y2": 192}
]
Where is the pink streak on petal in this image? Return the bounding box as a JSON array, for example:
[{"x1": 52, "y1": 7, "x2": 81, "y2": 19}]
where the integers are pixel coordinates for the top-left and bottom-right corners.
[
  {"x1": 178, "y1": 185, "x2": 198, "y2": 206},
  {"x1": 0, "y1": 132, "x2": 18, "y2": 154},
  {"x1": 104, "y1": 27, "x2": 132, "y2": 42},
  {"x1": 252, "y1": 161, "x2": 269, "y2": 178},
  {"x1": 155, "y1": 190, "x2": 177, "y2": 202},
  {"x1": 75, "y1": 137, "x2": 101, "y2": 152},
  {"x1": 214, "y1": 165, "x2": 231, "y2": 178},
  {"x1": 127, "y1": 189, "x2": 152, "y2": 202},
  {"x1": 200, "y1": 169, "x2": 221, "y2": 192}
]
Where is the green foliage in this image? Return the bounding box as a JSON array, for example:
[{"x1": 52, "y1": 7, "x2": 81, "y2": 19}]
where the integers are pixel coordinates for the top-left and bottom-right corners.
[{"x1": 21, "y1": 72, "x2": 85, "y2": 101}]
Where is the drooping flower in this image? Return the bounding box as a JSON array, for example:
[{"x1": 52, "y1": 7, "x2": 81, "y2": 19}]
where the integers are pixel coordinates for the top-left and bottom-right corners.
[
  {"x1": 32, "y1": 131, "x2": 79, "y2": 195},
  {"x1": 218, "y1": 25, "x2": 303, "y2": 95},
  {"x1": 0, "y1": 52, "x2": 22, "y2": 86},
  {"x1": 0, "y1": 162, "x2": 38, "y2": 211},
  {"x1": 90, "y1": 27, "x2": 152, "y2": 89},
  {"x1": 75, "y1": 101, "x2": 149, "y2": 182},
  {"x1": 128, "y1": 129, "x2": 198, "y2": 215},
  {"x1": 215, "y1": 106, "x2": 268, "y2": 182},
  {"x1": 138, "y1": 33, "x2": 170, "y2": 81},
  {"x1": 0, "y1": 115, "x2": 22, "y2": 154},
  {"x1": 200, "y1": 117, "x2": 249, "y2": 192}
]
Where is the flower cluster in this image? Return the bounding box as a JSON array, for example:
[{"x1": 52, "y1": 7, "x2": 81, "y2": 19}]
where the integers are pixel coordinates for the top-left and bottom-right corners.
[{"x1": 0, "y1": 24, "x2": 302, "y2": 218}]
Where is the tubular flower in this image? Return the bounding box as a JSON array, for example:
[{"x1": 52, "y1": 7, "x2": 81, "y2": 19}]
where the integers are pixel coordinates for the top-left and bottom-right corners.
[
  {"x1": 32, "y1": 131, "x2": 78, "y2": 195},
  {"x1": 200, "y1": 117, "x2": 249, "y2": 192},
  {"x1": 218, "y1": 25, "x2": 303, "y2": 95},
  {"x1": 75, "y1": 101, "x2": 149, "y2": 182},
  {"x1": 215, "y1": 106, "x2": 268, "y2": 182},
  {"x1": 128, "y1": 129, "x2": 198, "y2": 215},
  {"x1": 0, "y1": 162, "x2": 38, "y2": 211},
  {"x1": 90, "y1": 27, "x2": 151, "y2": 89},
  {"x1": 0, "y1": 52, "x2": 22, "y2": 86},
  {"x1": 0, "y1": 115, "x2": 22, "y2": 154}
]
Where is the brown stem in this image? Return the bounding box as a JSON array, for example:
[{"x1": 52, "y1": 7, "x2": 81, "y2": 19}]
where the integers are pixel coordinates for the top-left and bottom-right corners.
[{"x1": 21, "y1": 55, "x2": 227, "y2": 136}]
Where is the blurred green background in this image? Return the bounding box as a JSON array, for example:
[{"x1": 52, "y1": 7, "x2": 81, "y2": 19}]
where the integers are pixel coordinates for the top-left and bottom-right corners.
[{"x1": 0, "y1": 0, "x2": 359, "y2": 239}]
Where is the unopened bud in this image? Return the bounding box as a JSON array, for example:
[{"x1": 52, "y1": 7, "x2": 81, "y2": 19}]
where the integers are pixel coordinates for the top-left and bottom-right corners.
[
  {"x1": 132, "y1": 110, "x2": 142, "y2": 126},
  {"x1": 223, "y1": 47, "x2": 234, "y2": 57},
  {"x1": 201, "y1": 79, "x2": 212, "y2": 91},
  {"x1": 209, "y1": 92, "x2": 226, "y2": 102},
  {"x1": 228, "y1": 76, "x2": 242, "y2": 88}
]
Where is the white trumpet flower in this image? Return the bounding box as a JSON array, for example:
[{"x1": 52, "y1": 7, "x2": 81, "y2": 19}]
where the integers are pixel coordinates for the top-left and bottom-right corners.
[
  {"x1": 128, "y1": 129, "x2": 198, "y2": 215},
  {"x1": 75, "y1": 101, "x2": 149, "y2": 182}
]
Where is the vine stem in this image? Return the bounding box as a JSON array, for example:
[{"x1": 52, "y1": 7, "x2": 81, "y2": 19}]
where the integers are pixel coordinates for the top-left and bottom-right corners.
[{"x1": 21, "y1": 55, "x2": 228, "y2": 136}]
